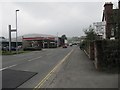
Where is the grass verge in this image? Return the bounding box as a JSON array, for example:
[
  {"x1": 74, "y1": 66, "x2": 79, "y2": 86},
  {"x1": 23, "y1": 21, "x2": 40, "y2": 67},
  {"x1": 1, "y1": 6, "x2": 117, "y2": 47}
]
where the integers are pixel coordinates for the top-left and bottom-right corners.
[{"x1": 0, "y1": 51, "x2": 31, "y2": 55}]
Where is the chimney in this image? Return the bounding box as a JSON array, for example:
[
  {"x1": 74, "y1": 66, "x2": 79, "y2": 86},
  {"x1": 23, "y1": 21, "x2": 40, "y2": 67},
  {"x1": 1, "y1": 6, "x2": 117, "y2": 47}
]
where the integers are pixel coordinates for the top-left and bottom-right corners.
[
  {"x1": 103, "y1": 2, "x2": 113, "y2": 39},
  {"x1": 104, "y1": 2, "x2": 113, "y2": 12}
]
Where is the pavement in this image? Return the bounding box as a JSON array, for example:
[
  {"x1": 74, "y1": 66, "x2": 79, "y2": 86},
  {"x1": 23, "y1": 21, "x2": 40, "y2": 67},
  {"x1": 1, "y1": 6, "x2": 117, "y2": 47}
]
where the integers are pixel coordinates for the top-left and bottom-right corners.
[{"x1": 45, "y1": 46, "x2": 119, "y2": 88}]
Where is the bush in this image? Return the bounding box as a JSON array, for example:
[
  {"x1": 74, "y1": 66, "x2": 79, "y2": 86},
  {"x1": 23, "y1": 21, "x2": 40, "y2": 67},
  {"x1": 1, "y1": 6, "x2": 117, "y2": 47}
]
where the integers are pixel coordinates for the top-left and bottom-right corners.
[{"x1": 23, "y1": 47, "x2": 42, "y2": 51}]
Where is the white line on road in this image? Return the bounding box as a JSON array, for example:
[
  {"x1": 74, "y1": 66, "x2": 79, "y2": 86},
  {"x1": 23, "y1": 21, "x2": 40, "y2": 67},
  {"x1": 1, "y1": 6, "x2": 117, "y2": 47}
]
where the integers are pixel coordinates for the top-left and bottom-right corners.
[
  {"x1": 28, "y1": 56, "x2": 42, "y2": 61},
  {"x1": 46, "y1": 53, "x2": 51, "y2": 56},
  {"x1": 0, "y1": 64, "x2": 17, "y2": 71},
  {"x1": 1, "y1": 56, "x2": 42, "y2": 71}
]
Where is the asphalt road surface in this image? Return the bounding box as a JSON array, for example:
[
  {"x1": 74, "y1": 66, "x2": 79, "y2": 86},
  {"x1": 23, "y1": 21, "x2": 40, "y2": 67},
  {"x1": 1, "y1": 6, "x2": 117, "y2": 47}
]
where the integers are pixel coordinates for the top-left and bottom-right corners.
[
  {"x1": 1, "y1": 46, "x2": 119, "y2": 89},
  {"x1": 2, "y1": 46, "x2": 73, "y2": 89}
]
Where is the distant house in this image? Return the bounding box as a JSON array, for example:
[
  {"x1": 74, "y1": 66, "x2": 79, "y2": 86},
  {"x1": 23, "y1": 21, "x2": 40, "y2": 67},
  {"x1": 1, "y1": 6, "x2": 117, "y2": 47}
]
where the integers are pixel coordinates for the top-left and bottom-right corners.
[{"x1": 102, "y1": 1, "x2": 120, "y2": 39}]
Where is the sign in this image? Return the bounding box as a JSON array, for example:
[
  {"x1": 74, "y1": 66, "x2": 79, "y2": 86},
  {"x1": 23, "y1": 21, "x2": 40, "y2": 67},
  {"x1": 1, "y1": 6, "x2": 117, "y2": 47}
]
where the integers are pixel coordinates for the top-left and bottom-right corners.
[
  {"x1": 93, "y1": 22, "x2": 106, "y2": 39},
  {"x1": 93, "y1": 22, "x2": 106, "y2": 26}
]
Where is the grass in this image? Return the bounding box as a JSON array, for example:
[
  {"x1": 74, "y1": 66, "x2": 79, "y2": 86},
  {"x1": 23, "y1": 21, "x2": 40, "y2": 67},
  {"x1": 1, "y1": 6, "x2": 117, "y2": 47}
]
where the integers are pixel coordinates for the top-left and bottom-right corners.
[
  {"x1": 0, "y1": 51, "x2": 2, "y2": 55},
  {"x1": 0, "y1": 50, "x2": 31, "y2": 55}
]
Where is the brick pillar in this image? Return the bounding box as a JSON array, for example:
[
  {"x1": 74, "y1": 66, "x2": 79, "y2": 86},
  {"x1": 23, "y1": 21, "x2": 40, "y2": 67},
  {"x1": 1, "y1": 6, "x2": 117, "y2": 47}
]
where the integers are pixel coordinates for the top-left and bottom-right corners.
[
  {"x1": 94, "y1": 40, "x2": 103, "y2": 70},
  {"x1": 89, "y1": 41, "x2": 94, "y2": 60}
]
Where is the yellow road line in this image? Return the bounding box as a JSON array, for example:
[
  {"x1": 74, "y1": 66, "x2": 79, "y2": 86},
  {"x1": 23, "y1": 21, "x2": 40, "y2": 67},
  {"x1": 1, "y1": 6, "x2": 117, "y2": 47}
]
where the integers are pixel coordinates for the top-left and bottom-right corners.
[{"x1": 34, "y1": 49, "x2": 74, "y2": 90}]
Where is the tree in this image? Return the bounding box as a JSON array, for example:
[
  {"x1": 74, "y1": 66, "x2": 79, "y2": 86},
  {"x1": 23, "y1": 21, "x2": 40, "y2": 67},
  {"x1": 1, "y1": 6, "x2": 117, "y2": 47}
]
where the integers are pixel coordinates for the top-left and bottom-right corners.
[
  {"x1": 61, "y1": 35, "x2": 67, "y2": 40},
  {"x1": 84, "y1": 25, "x2": 97, "y2": 40}
]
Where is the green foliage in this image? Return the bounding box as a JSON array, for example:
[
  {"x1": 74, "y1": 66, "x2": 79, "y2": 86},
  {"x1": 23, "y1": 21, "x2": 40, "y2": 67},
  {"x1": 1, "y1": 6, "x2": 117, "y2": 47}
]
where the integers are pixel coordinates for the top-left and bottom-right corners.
[
  {"x1": 84, "y1": 25, "x2": 97, "y2": 41},
  {"x1": 1, "y1": 51, "x2": 30, "y2": 55},
  {"x1": 80, "y1": 40, "x2": 90, "y2": 54},
  {"x1": 61, "y1": 35, "x2": 67, "y2": 40}
]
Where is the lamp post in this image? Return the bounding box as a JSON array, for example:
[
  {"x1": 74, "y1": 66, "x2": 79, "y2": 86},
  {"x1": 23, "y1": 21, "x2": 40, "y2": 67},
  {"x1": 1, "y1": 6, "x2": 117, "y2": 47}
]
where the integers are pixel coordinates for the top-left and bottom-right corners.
[{"x1": 16, "y1": 9, "x2": 19, "y2": 54}]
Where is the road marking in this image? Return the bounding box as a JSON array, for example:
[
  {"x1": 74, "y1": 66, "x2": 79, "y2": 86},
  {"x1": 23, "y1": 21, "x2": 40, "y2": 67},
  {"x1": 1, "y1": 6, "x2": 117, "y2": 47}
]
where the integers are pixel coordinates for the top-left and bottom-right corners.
[
  {"x1": 28, "y1": 56, "x2": 42, "y2": 61},
  {"x1": 46, "y1": 53, "x2": 51, "y2": 56},
  {"x1": 1, "y1": 56, "x2": 42, "y2": 71},
  {"x1": 0, "y1": 64, "x2": 17, "y2": 71},
  {"x1": 34, "y1": 49, "x2": 74, "y2": 89}
]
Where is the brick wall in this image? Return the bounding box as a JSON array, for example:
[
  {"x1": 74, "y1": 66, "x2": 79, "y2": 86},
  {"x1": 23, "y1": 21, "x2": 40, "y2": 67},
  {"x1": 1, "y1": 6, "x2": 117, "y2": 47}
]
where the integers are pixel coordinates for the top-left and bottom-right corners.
[{"x1": 104, "y1": 2, "x2": 113, "y2": 39}]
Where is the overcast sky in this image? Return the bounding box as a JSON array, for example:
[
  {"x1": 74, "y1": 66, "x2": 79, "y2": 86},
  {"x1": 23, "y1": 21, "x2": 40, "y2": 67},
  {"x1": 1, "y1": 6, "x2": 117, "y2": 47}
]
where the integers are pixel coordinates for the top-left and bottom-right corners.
[{"x1": 0, "y1": 0, "x2": 118, "y2": 38}]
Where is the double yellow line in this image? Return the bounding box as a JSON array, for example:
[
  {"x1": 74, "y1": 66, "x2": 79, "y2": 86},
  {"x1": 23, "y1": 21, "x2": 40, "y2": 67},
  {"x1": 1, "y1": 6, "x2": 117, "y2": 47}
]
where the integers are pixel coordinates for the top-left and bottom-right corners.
[{"x1": 34, "y1": 49, "x2": 74, "y2": 90}]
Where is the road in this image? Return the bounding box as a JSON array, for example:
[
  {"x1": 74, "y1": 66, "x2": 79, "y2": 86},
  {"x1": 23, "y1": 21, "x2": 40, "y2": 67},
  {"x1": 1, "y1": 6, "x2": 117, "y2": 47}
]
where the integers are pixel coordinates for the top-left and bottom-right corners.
[
  {"x1": 1, "y1": 46, "x2": 118, "y2": 89},
  {"x1": 2, "y1": 46, "x2": 73, "y2": 89}
]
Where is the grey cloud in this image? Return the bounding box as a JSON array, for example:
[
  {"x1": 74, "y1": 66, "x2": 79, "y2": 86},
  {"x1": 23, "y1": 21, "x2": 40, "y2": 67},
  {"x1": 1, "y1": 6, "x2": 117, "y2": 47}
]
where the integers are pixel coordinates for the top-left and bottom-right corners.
[{"x1": 2, "y1": 2, "x2": 105, "y2": 38}]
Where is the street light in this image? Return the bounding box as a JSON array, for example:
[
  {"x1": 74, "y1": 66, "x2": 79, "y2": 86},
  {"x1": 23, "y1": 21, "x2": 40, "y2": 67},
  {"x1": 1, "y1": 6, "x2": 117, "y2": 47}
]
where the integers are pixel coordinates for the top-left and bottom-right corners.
[{"x1": 16, "y1": 9, "x2": 19, "y2": 54}]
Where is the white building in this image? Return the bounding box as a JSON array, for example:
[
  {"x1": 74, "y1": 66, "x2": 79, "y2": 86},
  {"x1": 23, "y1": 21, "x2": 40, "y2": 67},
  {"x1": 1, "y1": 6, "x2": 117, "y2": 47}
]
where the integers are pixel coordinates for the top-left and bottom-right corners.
[{"x1": 93, "y1": 22, "x2": 106, "y2": 39}]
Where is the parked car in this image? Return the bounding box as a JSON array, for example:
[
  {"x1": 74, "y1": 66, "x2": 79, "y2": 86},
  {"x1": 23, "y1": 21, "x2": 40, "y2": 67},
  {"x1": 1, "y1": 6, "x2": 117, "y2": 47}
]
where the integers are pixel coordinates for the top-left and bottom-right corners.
[
  {"x1": 11, "y1": 47, "x2": 16, "y2": 51},
  {"x1": 2, "y1": 46, "x2": 9, "y2": 51},
  {"x1": 62, "y1": 45, "x2": 67, "y2": 48},
  {"x1": 72, "y1": 43, "x2": 77, "y2": 45},
  {"x1": 16, "y1": 45, "x2": 22, "y2": 50},
  {"x1": 69, "y1": 43, "x2": 73, "y2": 46}
]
